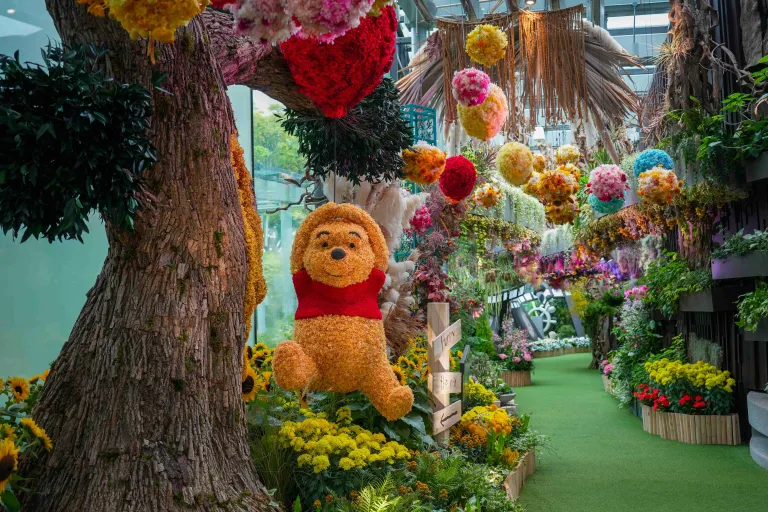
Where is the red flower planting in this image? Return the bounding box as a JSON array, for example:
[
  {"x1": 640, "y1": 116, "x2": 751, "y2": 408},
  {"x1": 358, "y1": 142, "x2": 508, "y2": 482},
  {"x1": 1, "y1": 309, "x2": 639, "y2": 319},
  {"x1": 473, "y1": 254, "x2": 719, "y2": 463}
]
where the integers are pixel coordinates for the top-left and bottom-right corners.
[
  {"x1": 439, "y1": 156, "x2": 477, "y2": 203},
  {"x1": 280, "y1": 7, "x2": 397, "y2": 118}
]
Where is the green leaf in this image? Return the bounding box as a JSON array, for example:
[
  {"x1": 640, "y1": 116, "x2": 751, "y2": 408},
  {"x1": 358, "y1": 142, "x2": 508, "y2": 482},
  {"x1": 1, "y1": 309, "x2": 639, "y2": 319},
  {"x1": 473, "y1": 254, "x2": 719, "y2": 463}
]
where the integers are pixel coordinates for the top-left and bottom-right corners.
[
  {"x1": 399, "y1": 412, "x2": 427, "y2": 435},
  {"x1": 1, "y1": 490, "x2": 20, "y2": 512}
]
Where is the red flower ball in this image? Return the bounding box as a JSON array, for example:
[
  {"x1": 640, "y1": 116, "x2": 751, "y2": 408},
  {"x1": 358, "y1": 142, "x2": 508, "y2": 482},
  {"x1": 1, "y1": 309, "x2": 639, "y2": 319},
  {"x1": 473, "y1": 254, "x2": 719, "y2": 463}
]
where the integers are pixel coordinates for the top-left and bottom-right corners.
[
  {"x1": 280, "y1": 7, "x2": 397, "y2": 118},
  {"x1": 211, "y1": 0, "x2": 234, "y2": 7},
  {"x1": 439, "y1": 155, "x2": 477, "y2": 202}
]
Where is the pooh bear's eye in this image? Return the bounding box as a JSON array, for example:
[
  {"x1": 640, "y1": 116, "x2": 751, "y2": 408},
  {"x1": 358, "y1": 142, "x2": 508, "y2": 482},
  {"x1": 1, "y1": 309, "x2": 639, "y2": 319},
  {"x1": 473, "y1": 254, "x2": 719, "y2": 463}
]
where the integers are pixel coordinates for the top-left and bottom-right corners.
[{"x1": 349, "y1": 243, "x2": 355, "y2": 249}]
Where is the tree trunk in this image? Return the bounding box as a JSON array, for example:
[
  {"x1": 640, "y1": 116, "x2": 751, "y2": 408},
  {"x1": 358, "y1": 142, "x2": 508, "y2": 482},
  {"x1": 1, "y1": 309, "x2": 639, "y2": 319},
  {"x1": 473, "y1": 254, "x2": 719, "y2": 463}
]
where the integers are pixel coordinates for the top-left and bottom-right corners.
[{"x1": 21, "y1": 2, "x2": 282, "y2": 511}]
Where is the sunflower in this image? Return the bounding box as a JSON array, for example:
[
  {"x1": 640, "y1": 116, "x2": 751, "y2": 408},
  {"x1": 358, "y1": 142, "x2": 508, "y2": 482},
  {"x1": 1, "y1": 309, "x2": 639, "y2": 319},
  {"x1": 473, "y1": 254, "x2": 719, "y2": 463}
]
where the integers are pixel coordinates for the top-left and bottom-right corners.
[
  {"x1": 20, "y1": 418, "x2": 53, "y2": 451},
  {"x1": 244, "y1": 345, "x2": 254, "y2": 365},
  {"x1": 241, "y1": 365, "x2": 258, "y2": 402},
  {"x1": 260, "y1": 371, "x2": 272, "y2": 392},
  {"x1": 0, "y1": 438, "x2": 20, "y2": 494},
  {"x1": 6, "y1": 377, "x2": 30, "y2": 403},
  {"x1": 1, "y1": 425, "x2": 15, "y2": 441},
  {"x1": 391, "y1": 365, "x2": 407, "y2": 386}
]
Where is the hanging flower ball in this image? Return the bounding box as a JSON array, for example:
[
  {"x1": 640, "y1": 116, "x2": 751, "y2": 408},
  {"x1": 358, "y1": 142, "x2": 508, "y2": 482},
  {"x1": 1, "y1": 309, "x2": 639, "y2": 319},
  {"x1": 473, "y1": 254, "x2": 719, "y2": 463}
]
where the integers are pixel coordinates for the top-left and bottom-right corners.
[
  {"x1": 587, "y1": 164, "x2": 629, "y2": 201},
  {"x1": 439, "y1": 155, "x2": 477, "y2": 203},
  {"x1": 280, "y1": 6, "x2": 397, "y2": 118},
  {"x1": 546, "y1": 195, "x2": 579, "y2": 225},
  {"x1": 588, "y1": 194, "x2": 625, "y2": 215},
  {"x1": 288, "y1": 0, "x2": 375, "y2": 42},
  {"x1": 452, "y1": 68, "x2": 491, "y2": 107},
  {"x1": 537, "y1": 169, "x2": 579, "y2": 202},
  {"x1": 473, "y1": 183, "x2": 503, "y2": 208},
  {"x1": 554, "y1": 144, "x2": 581, "y2": 165},
  {"x1": 496, "y1": 142, "x2": 533, "y2": 186},
  {"x1": 555, "y1": 162, "x2": 581, "y2": 181},
  {"x1": 457, "y1": 84, "x2": 508, "y2": 141},
  {"x1": 232, "y1": 0, "x2": 298, "y2": 43},
  {"x1": 524, "y1": 171, "x2": 541, "y2": 197},
  {"x1": 409, "y1": 205, "x2": 432, "y2": 234},
  {"x1": 402, "y1": 141, "x2": 447, "y2": 185},
  {"x1": 637, "y1": 168, "x2": 683, "y2": 205},
  {"x1": 634, "y1": 149, "x2": 674, "y2": 178},
  {"x1": 465, "y1": 24, "x2": 508, "y2": 67},
  {"x1": 532, "y1": 153, "x2": 547, "y2": 173}
]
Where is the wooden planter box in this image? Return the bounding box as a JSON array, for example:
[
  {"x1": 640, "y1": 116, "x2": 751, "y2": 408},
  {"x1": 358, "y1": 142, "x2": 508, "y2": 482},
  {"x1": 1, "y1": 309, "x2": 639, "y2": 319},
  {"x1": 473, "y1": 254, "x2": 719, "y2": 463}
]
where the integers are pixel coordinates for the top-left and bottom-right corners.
[
  {"x1": 747, "y1": 392, "x2": 768, "y2": 470},
  {"x1": 745, "y1": 152, "x2": 768, "y2": 183},
  {"x1": 504, "y1": 450, "x2": 536, "y2": 500},
  {"x1": 601, "y1": 375, "x2": 612, "y2": 393},
  {"x1": 500, "y1": 370, "x2": 532, "y2": 387},
  {"x1": 534, "y1": 347, "x2": 590, "y2": 358},
  {"x1": 641, "y1": 405, "x2": 742, "y2": 445},
  {"x1": 744, "y1": 319, "x2": 768, "y2": 342},
  {"x1": 712, "y1": 253, "x2": 768, "y2": 280},
  {"x1": 679, "y1": 285, "x2": 750, "y2": 313}
]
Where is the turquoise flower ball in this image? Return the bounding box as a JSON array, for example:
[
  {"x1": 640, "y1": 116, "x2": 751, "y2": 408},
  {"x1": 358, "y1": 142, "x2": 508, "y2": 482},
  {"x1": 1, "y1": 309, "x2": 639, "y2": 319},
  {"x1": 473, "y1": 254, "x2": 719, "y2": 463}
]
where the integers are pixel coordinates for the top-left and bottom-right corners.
[
  {"x1": 588, "y1": 194, "x2": 625, "y2": 215},
  {"x1": 633, "y1": 149, "x2": 674, "y2": 178}
]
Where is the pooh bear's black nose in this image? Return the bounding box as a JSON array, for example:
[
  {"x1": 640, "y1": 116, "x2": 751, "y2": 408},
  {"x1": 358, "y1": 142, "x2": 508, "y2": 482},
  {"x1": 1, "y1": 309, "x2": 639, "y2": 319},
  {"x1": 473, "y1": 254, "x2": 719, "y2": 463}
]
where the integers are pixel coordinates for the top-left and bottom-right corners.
[{"x1": 331, "y1": 248, "x2": 346, "y2": 260}]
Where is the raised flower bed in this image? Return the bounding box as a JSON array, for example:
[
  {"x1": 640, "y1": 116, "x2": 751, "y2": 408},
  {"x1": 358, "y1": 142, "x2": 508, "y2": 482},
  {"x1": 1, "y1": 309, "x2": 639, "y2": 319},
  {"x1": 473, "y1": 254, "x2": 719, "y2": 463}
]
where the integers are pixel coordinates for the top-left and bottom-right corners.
[
  {"x1": 712, "y1": 252, "x2": 768, "y2": 280},
  {"x1": 635, "y1": 359, "x2": 740, "y2": 445},
  {"x1": 535, "y1": 347, "x2": 591, "y2": 358},
  {"x1": 747, "y1": 391, "x2": 768, "y2": 470},
  {"x1": 504, "y1": 449, "x2": 537, "y2": 499},
  {"x1": 501, "y1": 370, "x2": 532, "y2": 387},
  {"x1": 497, "y1": 320, "x2": 534, "y2": 387}
]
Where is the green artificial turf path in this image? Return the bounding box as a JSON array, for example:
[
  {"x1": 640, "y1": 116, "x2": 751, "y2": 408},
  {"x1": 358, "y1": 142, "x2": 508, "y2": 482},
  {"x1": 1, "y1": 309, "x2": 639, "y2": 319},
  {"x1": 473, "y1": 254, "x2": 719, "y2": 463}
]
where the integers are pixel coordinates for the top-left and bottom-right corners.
[{"x1": 513, "y1": 353, "x2": 768, "y2": 512}]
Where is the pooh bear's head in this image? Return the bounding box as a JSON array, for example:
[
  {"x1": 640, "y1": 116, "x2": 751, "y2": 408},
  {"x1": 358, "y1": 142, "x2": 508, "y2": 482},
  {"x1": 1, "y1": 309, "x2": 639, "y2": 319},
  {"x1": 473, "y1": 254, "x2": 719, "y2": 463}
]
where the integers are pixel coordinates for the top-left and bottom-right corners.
[{"x1": 291, "y1": 203, "x2": 389, "y2": 288}]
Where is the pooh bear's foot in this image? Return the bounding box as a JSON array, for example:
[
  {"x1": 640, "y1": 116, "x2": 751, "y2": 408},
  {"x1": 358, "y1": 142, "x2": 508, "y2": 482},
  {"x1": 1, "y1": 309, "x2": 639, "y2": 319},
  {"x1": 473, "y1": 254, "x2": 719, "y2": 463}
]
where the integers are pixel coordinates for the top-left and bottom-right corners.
[
  {"x1": 273, "y1": 341, "x2": 317, "y2": 391},
  {"x1": 381, "y1": 385, "x2": 415, "y2": 422}
]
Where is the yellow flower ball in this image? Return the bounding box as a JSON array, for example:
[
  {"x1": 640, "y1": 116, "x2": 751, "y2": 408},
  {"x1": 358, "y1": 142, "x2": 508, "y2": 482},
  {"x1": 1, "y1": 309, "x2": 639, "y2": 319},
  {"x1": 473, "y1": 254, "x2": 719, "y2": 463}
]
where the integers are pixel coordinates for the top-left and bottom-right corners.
[
  {"x1": 637, "y1": 167, "x2": 683, "y2": 205},
  {"x1": 472, "y1": 183, "x2": 503, "y2": 208},
  {"x1": 457, "y1": 84, "x2": 508, "y2": 141},
  {"x1": 104, "y1": 0, "x2": 208, "y2": 44},
  {"x1": 465, "y1": 24, "x2": 508, "y2": 67},
  {"x1": 532, "y1": 153, "x2": 547, "y2": 173},
  {"x1": 555, "y1": 144, "x2": 581, "y2": 165},
  {"x1": 496, "y1": 141, "x2": 533, "y2": 186},
  {"x1": 402, "y1": 141, "x2": 447, "y2": 185}
]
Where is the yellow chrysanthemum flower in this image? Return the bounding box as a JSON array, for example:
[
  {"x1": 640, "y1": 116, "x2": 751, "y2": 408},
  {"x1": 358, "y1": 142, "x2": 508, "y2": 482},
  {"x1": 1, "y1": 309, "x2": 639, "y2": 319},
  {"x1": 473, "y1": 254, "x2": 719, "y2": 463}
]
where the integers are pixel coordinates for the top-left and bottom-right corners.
[
  {"x1": 6, "y1": 377, "x2": 30, "y2": 403},
  {"x1": 20, "y1": 418, "x2": 53, "y2": 452},
  {"x1": 0, "y1": 438, "x2": 20, "y2": 493}
]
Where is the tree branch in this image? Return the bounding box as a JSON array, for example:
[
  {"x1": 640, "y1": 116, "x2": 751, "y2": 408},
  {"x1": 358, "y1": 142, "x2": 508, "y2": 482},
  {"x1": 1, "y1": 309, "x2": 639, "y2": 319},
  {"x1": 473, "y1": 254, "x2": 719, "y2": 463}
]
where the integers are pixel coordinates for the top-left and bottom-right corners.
[{"x1": 202, "y1": 8, "x2": 318, "y2": 113}]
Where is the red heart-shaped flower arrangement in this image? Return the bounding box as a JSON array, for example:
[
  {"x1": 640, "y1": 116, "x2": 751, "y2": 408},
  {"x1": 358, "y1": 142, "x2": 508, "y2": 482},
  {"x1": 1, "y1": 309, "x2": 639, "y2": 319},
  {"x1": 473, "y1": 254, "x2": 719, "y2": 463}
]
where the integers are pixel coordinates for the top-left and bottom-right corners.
[{"x1": 280, "y1": 7, "x2": 397, "y2": 118}]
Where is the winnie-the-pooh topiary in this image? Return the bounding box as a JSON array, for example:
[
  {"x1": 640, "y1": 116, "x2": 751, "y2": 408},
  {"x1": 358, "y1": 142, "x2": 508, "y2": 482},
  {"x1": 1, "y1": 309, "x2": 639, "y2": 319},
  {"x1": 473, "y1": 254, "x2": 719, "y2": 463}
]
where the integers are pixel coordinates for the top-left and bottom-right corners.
[{"x1": 272, "y1": 203, "x2": 414, "y2": 421}]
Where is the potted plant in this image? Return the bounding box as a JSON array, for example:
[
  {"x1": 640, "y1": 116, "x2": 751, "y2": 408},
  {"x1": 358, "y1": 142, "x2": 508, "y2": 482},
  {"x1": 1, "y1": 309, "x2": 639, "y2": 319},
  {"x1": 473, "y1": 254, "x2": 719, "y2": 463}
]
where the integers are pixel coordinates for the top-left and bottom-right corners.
[
  {"x1": 747, "y1": 383, "x2": 768, "y2": 470},
  {"x1": 497, "y1": 321, "x2": 534, "y2": 387},
  {"x1": 599, "y1": 358, "x2": 614, "y2": 393}
]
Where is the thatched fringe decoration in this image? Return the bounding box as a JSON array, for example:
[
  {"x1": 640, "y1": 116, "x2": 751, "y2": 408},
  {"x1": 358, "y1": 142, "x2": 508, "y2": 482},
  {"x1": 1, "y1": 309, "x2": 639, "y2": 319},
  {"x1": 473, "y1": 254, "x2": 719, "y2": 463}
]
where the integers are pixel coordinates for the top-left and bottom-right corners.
[{"x1": 437, "y1": 5, "x2": 587, "y2": 136}]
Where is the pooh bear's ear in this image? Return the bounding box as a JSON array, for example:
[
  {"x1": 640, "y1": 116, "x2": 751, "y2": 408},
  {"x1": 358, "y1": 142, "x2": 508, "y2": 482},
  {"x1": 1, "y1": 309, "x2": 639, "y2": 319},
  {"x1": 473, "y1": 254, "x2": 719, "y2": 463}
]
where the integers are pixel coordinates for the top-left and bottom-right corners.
[{"x1": 290, "y1": 203, "x2": 389, "y2": 275}]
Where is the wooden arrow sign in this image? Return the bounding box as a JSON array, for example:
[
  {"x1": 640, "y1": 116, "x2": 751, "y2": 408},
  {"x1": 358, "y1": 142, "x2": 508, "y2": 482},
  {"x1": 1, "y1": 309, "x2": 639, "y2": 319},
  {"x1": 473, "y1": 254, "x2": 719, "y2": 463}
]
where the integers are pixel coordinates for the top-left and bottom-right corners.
[
  {"x1": 428, "y1": 371, "x2": 462, "y2": 395},
  {"x1": 432, "y1": 400, "x2": 462, "y2": 435},
  {"x1": 431, "y1": 319, "x2": 461, "y2": 357}
]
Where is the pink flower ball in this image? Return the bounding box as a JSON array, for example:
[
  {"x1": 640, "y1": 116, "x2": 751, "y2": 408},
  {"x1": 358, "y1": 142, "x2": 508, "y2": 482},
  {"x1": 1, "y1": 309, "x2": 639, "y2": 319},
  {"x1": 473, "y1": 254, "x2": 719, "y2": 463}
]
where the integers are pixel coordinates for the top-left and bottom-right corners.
[
  {"x1": 587, "y1": 164, "x2": 629, "y2": 202},
  {"x1": 451, "y1": 68, "x2": 491, "y2": 107},
  {"x1": 288, "y1": 0, "x2": 375, "y2": 42}
]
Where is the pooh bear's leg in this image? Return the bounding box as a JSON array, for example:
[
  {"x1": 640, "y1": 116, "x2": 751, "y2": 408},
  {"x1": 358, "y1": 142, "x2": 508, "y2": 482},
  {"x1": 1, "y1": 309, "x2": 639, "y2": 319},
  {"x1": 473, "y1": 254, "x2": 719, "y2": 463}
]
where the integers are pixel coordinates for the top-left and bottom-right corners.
[
  {"x1": 273, "y1": 341, "x2": 317, "y2": 391},
  {"x1": 360, "y1": 361, "x2": 414, "y2": 422}
]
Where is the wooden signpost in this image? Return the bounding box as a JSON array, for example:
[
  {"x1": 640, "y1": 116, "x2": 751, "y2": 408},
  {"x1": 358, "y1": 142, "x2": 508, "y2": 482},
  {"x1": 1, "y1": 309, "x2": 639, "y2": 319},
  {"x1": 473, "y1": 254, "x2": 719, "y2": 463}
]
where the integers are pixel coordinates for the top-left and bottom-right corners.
[{"x1": 427, "y1": 302, "x2": 462, "y2": 441}]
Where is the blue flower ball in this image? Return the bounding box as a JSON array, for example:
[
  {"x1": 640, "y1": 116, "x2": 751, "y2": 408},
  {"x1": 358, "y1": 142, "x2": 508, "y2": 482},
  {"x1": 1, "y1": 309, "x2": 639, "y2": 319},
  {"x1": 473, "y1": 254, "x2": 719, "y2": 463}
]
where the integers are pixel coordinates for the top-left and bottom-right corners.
[
  {"x1": 633, "y1": 149, "x2": 674, "y2": 178},
  {"x1": 588, "y1": 194, "x2": 625, "y2": 215}
]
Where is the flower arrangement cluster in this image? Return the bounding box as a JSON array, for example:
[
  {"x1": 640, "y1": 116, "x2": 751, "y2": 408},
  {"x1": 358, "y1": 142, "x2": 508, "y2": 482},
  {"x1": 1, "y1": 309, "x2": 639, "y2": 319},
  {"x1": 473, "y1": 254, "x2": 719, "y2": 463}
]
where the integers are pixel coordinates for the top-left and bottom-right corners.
[
  {"x1": 554, "y1": 144, "x2": 581, "y2": 165},
  {"x1": 535, "y1": 169, "x2": 580, "y2": 201},
  {"x1": 638, "y1": 359, "x2": 736, "y2": 415},
  {"x1": 545, "y1": 196, "x2": 580, "y2": 225},
  {"x1": 497, "y1": 321, "x2": 534, "y2": 372},
  {"x1": 280, "y1": 6, "x2": 397, "y2": 118},
  {"x1": 600, "y1": 359, "x2": 614, "y2": 376},
  {"x1": 465, "y1": 25, "x2": 508, "y2": 67},
  {"x1": 402, "y1": 141, "x2": 447, "y2": 185},
  {"x1": 439, "y1": 156, "x2": 478, "y2": 203},
  {"x1": 457, "y1": 84, "x2": 508, "y2": 141},
  {"x1": 575, "y1": 205, "x2": 661, "y2": 257},
  {"x1": 279, "y1": 407, "x2": 410, "y2": 473},
  {"x1": 637, "y1": 167, "x2": 683, "y2": 205},
  {"x1": 451, "y1": 68, "x2": 491, "y2": 107},
  {"x1": 531, "y1": 337, "x2": 592, "y2": 352},
  {"x1": 79, "y1": 0, "x2": 208, "y2": 47},
  {"x1": 532, "y1": 153, "x2": 547, "y2": 173},
  {"x1": 472, "y1": 183, "x2": 503, "y2": 208},
  {"x1": 1, "y1": 371, "x2": 52, "y2": 501},
  {"x1": 496, "y1": 141, "x2": 533, "y2": 186},
  {"x1": 633, "y1": 148, "x2": 674, "y2": 178},
  {"x1": 408, "y1": 205, "x2": 432, "y2": 235},
  {"x1": 587, "y1": 164, "x2": 629, "y2": 201},
  {"x1": 450, "y1": 405, "x2": 521, "y2": 469},
  {"x1": 464, "y1": 379, "x2": 498, "y2": 408},
  {"x1": 231, "y1": 0, "x2": 297, "y2": 43},
  {"x1": 555, "y1": 162, "x2": 581, "y2": 181},
  {"x1": 624, "y1": 285, "x2": 648, "y2": 300},
  {"x1": 506, "y1": 238, "x2": 541, "y2": 286},
  {"x1": 242, "y1": 343, "x2": 274, "y2": 402}
]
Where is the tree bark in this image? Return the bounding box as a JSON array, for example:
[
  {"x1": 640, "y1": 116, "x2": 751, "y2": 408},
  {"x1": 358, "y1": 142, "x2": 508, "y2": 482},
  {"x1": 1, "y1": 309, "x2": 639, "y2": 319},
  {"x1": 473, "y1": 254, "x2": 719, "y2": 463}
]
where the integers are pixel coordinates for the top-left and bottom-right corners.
[{"x1": 21, "y1": 3, "x2": 291, "y2": 511}]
